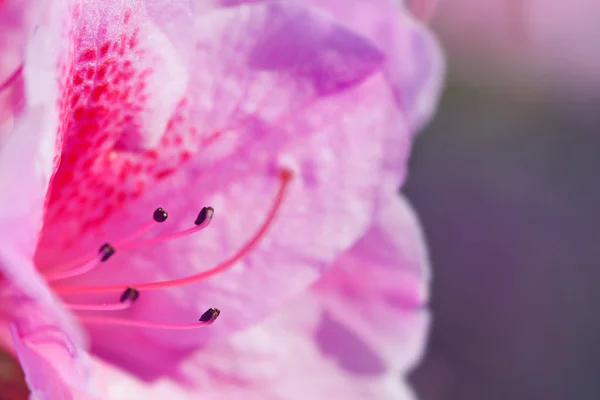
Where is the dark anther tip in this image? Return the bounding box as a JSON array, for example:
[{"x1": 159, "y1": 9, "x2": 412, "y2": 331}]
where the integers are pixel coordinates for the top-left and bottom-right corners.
[
  {"x1": 153, "y1": 207, "x2": 168, "y2": 223},
  {"x1": 98, "y1": 243, "x2": 116, "y2": 262},
  {"x1": 199, "y1": 307, "x2": 220, "y2": 323},
  {"x1": 120, "y1": 287, "x2": 140, "y2": 303},
  {"x1": 194, "y1": 206, "x2": 214, "y2": 226}
]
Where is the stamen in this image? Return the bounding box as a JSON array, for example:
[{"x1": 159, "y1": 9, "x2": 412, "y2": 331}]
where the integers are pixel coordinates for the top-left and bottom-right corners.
[
  {"x1": 65, "y1": 287, "x2": 140, "y2": 311},
  {"x1": 54, "y1": 169, "x2": 293, "y2": 295},
  {"x1": 46, "y1": 243, "x2": 114, "y2": 281},
  {"x1": 153, "y1": 207, "x2": 169, "y2": 223},
  {"x1": 45, "y1": 251, "x2": 104, "y2": 282},
  {"x1": 99, "y1": 243, "x2": 116, "y2": 262},
  {"x1": 78, "y1": 307, "x2": 220, "y2": 329},
  {"x1": 45, "y1": 208, "x2": 167, "y2": 279},
  {"x1": 113, "y1": 207, "x2": 169, "y2": 247},
  {"x1": 120, "y1": 207, "x2": 214, "y2": 250},
  {"x1": 199, "y1": 307, "x2": 220, "y2": 323},
  {"x1": 195, "y1": 207, "x2": 213, "y2": 226},
  {"x1": 119, "y1": 287, "x2": 140, "y2": 302}
]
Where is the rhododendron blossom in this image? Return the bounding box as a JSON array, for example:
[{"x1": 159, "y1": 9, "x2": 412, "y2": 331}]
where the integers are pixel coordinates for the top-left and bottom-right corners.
[{"x1": 0, "y1": 0, "x2": 442, "y2": 398}]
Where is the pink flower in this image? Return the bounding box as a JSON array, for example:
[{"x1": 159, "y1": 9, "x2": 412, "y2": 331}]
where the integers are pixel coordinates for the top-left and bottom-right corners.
[{"x1": 0, "y1": 0, "x2": 442, "y2": 398}]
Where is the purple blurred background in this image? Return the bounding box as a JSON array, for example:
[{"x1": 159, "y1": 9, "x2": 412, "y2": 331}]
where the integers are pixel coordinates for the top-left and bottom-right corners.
[{"x1": 405, "y1": 3, "x2": 600, "y2": 399}]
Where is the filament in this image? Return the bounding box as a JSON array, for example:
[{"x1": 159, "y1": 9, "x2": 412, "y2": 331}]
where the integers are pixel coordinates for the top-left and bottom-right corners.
[
  {"x1": 78, "y1": 307, "x2": 220, "y2": 329},
  {"x1": 66, "y1": 301, "x2": 133, "y2": 311},
  {"x1": 53, "y1": 170, "x2": 293, "y2": 295}
]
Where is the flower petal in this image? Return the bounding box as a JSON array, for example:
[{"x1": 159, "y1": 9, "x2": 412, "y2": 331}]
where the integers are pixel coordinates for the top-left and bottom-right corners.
[
  {"x1": 0, "y1": 0, "x2": 68, "y2": 276},
  {"x1": 0, "y1": 0, "x2": 39, "y2": 150},
  {"x1": 205, "y1": 0, "x2": 444, "y2": 132},
  {"x1": 36, "y1": 2, "x2": 393, "y2": 378},
  {"x1": 313, "y1": 195, "x2": 430, "y2": 372},
  {"x1": 0, "y1": 247, "x2": 94, "y2": 399},
  {"x1": 37, "y1": 0, "x2": 385, "y2": 249},
  {"x1": 0, "y1": 2, "x2": 95, "y2": 397},
  {"x1": 304, "y1": 0, "x2": 444, "y2": 133},
  {"x1": 0, "y1": 0, "x2": 39, "y2": 85},
  {"x1": 100, "y1": 195, "x2": 429, "y2": 399}
]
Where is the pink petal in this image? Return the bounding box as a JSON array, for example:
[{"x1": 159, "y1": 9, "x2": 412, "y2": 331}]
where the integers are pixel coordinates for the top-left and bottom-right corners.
[
  {"x1": 0, "y1": 247, "x2": 93, "y2": 399},
  {"x1": 313, "y1": 195, "x2": 430, "y2": 373},
  {"x1": 298, "y1": 0, "x2": 444, "y2": 132},
  {"x1": 9, "y1": 317, "x2": 94, "y2": 400},
  {"x1": 205, "y1": 0, "x2": 444, "y2": 132},
  {"x1": 311, "y1": 0, "x2": 444, "y2": 133},
  {"x1": 0, "y1": 0, "x2": 37, "y2": 145},
  {"x1": 0, "y1": 3, "x2": 95, "y2": 397},
  {"x1": 34, "y1": 2, "x2": 392, "y2": 377},
  {"x1": 0, "y1": 0, "x2": 69, "y2": 278},
  {"x1": 105, "y1": 195, "x2": 429, "y2": 399},
  {"x1": 0, "y1": 0, "x2": 39, "y2": 85}
]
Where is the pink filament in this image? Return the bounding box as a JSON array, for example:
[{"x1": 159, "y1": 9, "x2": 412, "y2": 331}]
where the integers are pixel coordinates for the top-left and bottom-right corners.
[
  {"x1": 46, "y1": 219, "x2": 157, "y2": 277},
  {"x1": 120, "y1": 209, "x2": 213, "y2": 251},
  {"x1": 66, "y1": 300, "x2": 133, "y2": 311},
  {"x1": 113, "y1": 219, "x2": 160, "y2": 248},
  {"x1": 45, "y1": 256, "x2": 101, "y2": 281},
  {"x1": 53, "y1": 170, "x2": 293, "y2": 295},
  {"x1": 78, "y1": 315, "x2": 214, "y2": 329}
]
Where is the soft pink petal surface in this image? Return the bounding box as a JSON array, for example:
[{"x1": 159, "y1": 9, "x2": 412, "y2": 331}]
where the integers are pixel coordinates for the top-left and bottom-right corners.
[
  {"x1": 0, "y1": 2, "x2": 96, "y2": 397},
  {"x1": 0, "y1": 0, "x2": 38, "y2": 144},
  {"x1": 0, "y1": 0, "x2": 39, "y2": 85},
  {"x1": 95, "y1": 196, "x2": 429, "y2": 400},
  {"x1": 203, "y1": 0, "x2": 444, "y2": 132},
  {"x1": 31, "y1": 1, "x2": 401, "y2": 378},
  {"x1": 299, "y1": 0, "x2": 444, "y2": 132},
  {"x1": 5, "y1": 276, "x2": 95, "y2": 400}
]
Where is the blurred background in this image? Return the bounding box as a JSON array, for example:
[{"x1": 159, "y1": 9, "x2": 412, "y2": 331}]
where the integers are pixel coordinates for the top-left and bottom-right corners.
[{"x1": 405, "y1": 1, "x2": 600, "y2": 399}]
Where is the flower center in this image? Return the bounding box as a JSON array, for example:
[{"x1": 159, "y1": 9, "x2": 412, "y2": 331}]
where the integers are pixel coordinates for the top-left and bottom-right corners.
[{"x1": 43, "y1": 168, "x2": 293, "y2": 330}]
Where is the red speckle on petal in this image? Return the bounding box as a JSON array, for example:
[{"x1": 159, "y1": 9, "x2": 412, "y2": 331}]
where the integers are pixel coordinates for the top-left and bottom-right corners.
[
  {"x1": 154, "y1": 169, "x2": 175, "y2": 180},
  {"x1": 129, "y1": 33, "x2": 139, "y2": 49},
  {"x1": 90, "y1": 83, "x2": 109, "y2": 102},
  {"x1": 180, "y1": 151, "x2": 191, "y2": 162},
  {"x1": 40, "y1": 9, "x2": 213, "y2": 248},
  {"x1": 73, "y1": 107, "x2": 84, "y2": 121},
  {"x1": 73, "y1": 72, "x2": 84, "y2": 86},
  {"x1": 100, "y1": 42, "x2": 111, "y2": 57},
  {"x1": 96, "y1": 64, "x2": 108, "y2": 80},
  {"x1": 78, "y1": 48, "x2": 96, "y2": 63}
]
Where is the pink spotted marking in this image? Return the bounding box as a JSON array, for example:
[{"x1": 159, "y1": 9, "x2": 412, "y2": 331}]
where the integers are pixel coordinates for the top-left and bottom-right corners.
[{"x1": 44, "y1": 13, "x2": 206, "y2": 245}]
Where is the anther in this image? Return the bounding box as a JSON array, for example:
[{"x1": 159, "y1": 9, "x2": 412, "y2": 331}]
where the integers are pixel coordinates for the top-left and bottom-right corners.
[
  {"x1": 120, "y1": 287, "x2": 140, "y2": 303},
  {"x1": 195, "y1": 207, "x2": 214, "y2": 226},
  {"x1": 98, "y1": 243, "x2": 115, "y2": 262},
  {"x1": 153, "y1": 207, "x2": 168, "y2": 223},
  {"x1": 199, "y1": 307, "x2": 220, "y2": 323}
]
